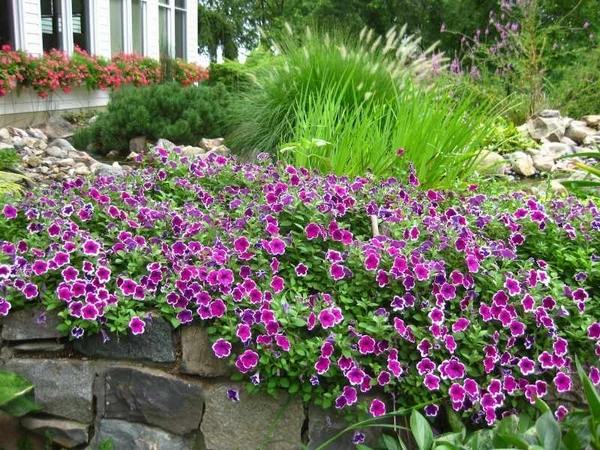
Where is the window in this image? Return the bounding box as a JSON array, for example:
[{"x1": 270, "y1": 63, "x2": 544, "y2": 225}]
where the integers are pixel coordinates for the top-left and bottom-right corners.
[
  {"x1": 110, "y1": 0, "x2": 124, "y2": 55},
  {"x1": 131, "y1": 0, "x2": 145, "y2": 54},
  {"x1": 72, "y1": 0, "x2": 89, "y2": 52},
  {"x1": 158, "y1": 1, "x2": 169, "y2": 57},
  {"x1": 41, "y1": 0, "x2": 63, "y2": 51},
  {"x1": 0, "y1": 0, "x2": 14, "y2": 48},
  {"x1": 174, "y1": 1, "x2": 186, "y2": 59}
]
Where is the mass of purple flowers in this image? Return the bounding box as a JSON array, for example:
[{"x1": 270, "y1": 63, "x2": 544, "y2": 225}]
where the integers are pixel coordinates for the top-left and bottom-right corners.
[{"x1": 0, "y1": 146, "x2": 598, "y2": 424}]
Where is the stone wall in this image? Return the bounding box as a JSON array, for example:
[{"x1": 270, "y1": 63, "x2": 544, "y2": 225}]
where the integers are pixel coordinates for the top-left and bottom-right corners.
[{"x1": 0, "y1": 308, "x2": 378, "y2": 450}]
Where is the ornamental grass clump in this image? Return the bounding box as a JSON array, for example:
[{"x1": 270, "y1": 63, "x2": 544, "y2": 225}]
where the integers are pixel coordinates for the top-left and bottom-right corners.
[{"x1": 0, "y1": 147, "x2": 598, "y2": 427}]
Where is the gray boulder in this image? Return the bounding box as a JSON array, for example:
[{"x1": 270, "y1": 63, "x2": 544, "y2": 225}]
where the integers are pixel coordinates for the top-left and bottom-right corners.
[
  {"x1": 180, "y1": 325, "x2": 232, "y2": 377},
  {"x1": 506, "y1": 151, "x2": 536, "y2": 176},
  {"x1": 0, "y1": 359, "x2": 96, "y2": 423},
  {"x1": 1, "y1": 307, "x2": 64, "y2": 341},
  {"x1": 102, "y1": 367, "x2": 204, "y2": 435},
  {"x1": 582, "y1": 115, "x2": 600, "y2": 129},
  {"x1": 92, "y1": 162, "x2": 125, "y2": 178},
  {"x1": 27, "y1": 128, "x2": 47, "y2": 141},
  {"x1": 91, "y1": 420, "x2": 197, "y2": 450},
  {"x1": 201, "y1": 382, "x2": 304, "y2": 450},
  {"x1": 156, "y1": 138, "x2": 176, "y2": 152},
  {"x1": 49, "y1": 138, "x2": 76, "y2": 152},
  {"x1": 21, "y1": 416, "x2": 89, "y2": 449},
  {"x1": 129, "y1": 136, "x2": 147, "y2": 153},
  {"x1": 72, "y1": 315, "x2": 175, "y2": 363},
  {"x1": 474, "y1": 150, "x2": 508, "y2": 175},
  {"x1": 527, "y1": 115, "x2": 567, "y2": 142},
  {"x1": 45, "y1": 145, "x2": 69, "y2": 159},
  {"x1": 565, "y1": 121, "x2": 596, "y2": 144},
  {"x1": 44, "y1": 116, "x2": 75, "y2": 139}
]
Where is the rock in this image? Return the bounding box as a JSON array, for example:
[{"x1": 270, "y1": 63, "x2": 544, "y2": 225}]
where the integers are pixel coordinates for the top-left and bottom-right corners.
[
  {"x1": 538, "y1": 109, "x2": 561, "y2": 118},
  {"x1": 201, "y1": 383, "x2": 304, "y2": 450},
  {"x1": 200, "y1": 138, "x2": 225, "y2": 150},
  {"x1": 530, "y1": 149, "x2": 555, "y2": 172},
  {"x1": 582, "y1": 115, "x2": 600, "y2": 128},
  {"x1": 58, "y1": 158, "x2": 75, "y2": 166},
  {"x1": 72, "y1": 315, "x2": 175, "y2": 363},
  {"x1": 27, "y1": 128, "x2": 47, "y2": 141},
  {"x1": 0, "y1": 127, "x2": 10, "y2": 142},
  {"x1": 91, "y1": 420, "x2": 197, "y2": 450},
  {"x1": 583, "y1": 134, "x2": 600, "y2": 146},
  {"x1": 8, "y1": 127, "x2": 29, "y2": 138},
  {"x1": 20, "y1": 416, "x2": 89, "y2": 448},
  {"x1": 506, "y1": 151, "x2": 536, "y2": 176},
  {"x1": 13, "y1": 342, "x2": 65, "y2": 352},
  {"x1": 44, "y1": 116, "x2": 75, "y2": 139},
  {"x1": 106, "y1": 150, "x2": 120, "y2": 159},
  {"x1": 181, "y1": 146, "x2": 205, "y2": 158},
  {"x1": 45, "y1": 145, "x2": 68, "y2": 158},
  {"x1": 527, "y1": 115, "x2": 566, "y2": 142},
  {"x1": 540, "y1": 142, "x2": 573, "y2": 158},
  {"x1": 156, "y1": 138, "x2": 176, "y2": 152},
  {"x1": 91, "y1": 162, "x2": 125, "y2": 178},
  {"x1": 0, "y1": 412, "x2": 46, "y2": 450},
  {"x1": 0, "y1": 359, "x2": 96, "y2": 423},
  {"x1": 24, "y1": 156, "x2": 42, "y2": 167},
  {"x1": 307, "y1": 404, "x2": 382, "y2": 450},
  {"x1": 74, "y1": 164, "x2": 91, "y2": 176},
  {"x1": 88, "y1": 115, "x2": 98, "y2": 125},
  {"x1": 550, "y1": 180, "x2": 568, "y2": 196},
  {"x1": 565, "y1": 122, "x2": 597, "y2": 144},
  {"x1": 1, "y1": 307, "x2": 64, "y2": 341},
  {"x1": 0, "y1": 142, "x2": 14, "y2": 150},
  {"x1": 475, "y1": 150, "x2": 508, "y2": 175},
  {"x1": 49, "y1": 138, "x2": 76, "y2": 152},
  {"x1": 102, "y1": 367, "x2": 204, "y2": 435},
  {"x1": 180, "y1": 325, "x2": 232, "y2": 377},
  {"x1": 130, "y1": 136, "x2": 147, "y2": 153},
  {"x1": 560, "y1": 136, "x2": 577, "y2": 146}
]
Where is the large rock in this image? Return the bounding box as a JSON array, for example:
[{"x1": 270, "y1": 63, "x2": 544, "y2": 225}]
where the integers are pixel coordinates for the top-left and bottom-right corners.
[
  {"x1": 91, "y1": 419, "x2": 197, "y2": 450},
  {"x1": 530, "y1": 149, "x2": 555, "y2": 172},
  {"x1": 91, "y1": 162, "x2": 125, "y2": 178},
  {"x1": 539, "y1": 142, "x2": 573, "y2": 159},
  {"x1": 102, "y1": 367, "x2": 204, "y2": 435},
  {"x1": 43, "y1": 116, "x2": 75, "y2": 140},
  {"x1": 45, "y1": 145, "x2": 69, "y2": 158},
  {"x1": 72, "y1": 316, "x2": 175, "y2": 363},
  {"x1": 307, "y1": 404, "x2": 383, "y2": 450},
  {"x1": 506, "y1": 151, "x2": 536, "y2": 176},
  {"x1": 474, "y1": 150, "x2": 508, "y2": 175},
  {"x1": 27, "y1": 128, "x2": 47, "y2": 141},
  {"x1": 0, "y1": 127, "x2": 11, "y2": 142},
  {"x1": 527, "y1": 114, "x2": 567, "y2": 142},
  {"x1": 156, "y1": 138, "x2": 176, "y2": 152},
  {"x1": 129, "y1": 136, "x2": 147, "y2": 153},
  {"x1": 201, "y1": 383, "x2": 304, "y2": 450},
  {"x1": 0, "y1": 359, "x2": 96, "y2": 423},
  {"x1": 49, "y1": 138, "x2": 76, "y2": 152},
  {"x1": 565, "y1": 121, "x2": 596, "y2": 144},
  {"x1": 0, "y1": 413, "x2": 46, "y2": 450},
  {"x1": 1, "y1": 307, "x2": 64, "y2": 341},
  {"x1": 583, "y1": 134, "x2": 600, "y2": 146},
  {"x1": 20, "y1": 416, "x2": 89, "y2": 448},
  {"x1": 582, "y1": 115, "x2": 600, "y2": 129},
  {"x1": 180, "y1": 325, "x2": 232, "y2": 377}
]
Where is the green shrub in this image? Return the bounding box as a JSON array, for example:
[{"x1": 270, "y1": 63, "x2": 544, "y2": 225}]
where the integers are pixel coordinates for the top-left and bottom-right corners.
[
  {"x1": 550, "y1": 44, "x2": 600, "y2": 118},
  {"x1": 208, "y1": 48, "x2": 277, "y2": 92},
  {"x1": 481, "y1": 117, "x2": 538, "y2": 154},
  {"x1": 73, "y1": 82, "x2": 231, "y2": 153},
  {"x1": 227, "y1": 25, "x2": 438, "y2": 156}
]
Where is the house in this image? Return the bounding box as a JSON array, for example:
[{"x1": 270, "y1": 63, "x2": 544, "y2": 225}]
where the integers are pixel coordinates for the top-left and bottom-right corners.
[{"x1": 0, "y1": 1, "x2": 199, "y2": 125}]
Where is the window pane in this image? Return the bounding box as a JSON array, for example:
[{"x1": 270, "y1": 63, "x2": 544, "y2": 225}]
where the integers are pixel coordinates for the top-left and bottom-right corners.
[
  {"x1": 159, "y1": 6, "x2": 169, "y2": 56},
  {"x1": 72, "y1": 0, "x2": 89, "y2": 52},
  {"x1": 0, "y1": 0, "x2": 14, "y2": 48},
  {"x1": 41, "y1": 0, "x2": 63, "y2": 51},
  {"x1": 132, "y1": 0, "x2": 143, "y2": 54},
  {"x1": 175, "y1": 0, "x2": 185, "y2": 8},
  {"x1": 110, "y1": 0, "x2": 123, "y2": 55},
  {"x1": 175, "y1": 10, "x2": 185, "y2": 59}
]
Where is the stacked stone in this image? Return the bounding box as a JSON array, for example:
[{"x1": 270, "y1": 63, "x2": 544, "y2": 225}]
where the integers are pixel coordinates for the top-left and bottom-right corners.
[{"x1": 0, "y1": 310, "x2": 379, "y2": 450}]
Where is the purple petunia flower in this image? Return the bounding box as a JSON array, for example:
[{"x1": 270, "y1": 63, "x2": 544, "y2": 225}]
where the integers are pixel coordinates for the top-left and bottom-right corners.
[
  {"x1": 369, "y1": 399, "x2": 386, "y2": 417},
  {"x1": 554, "y1": 372, "x2": 572, "y2": 393},
  {"x1": 212, "y1": 339, "x2": 232, "y2": 358},
  {"x1": 352, "y1": 431, "x2": 366, "y2": 445},
  {"x1": 424, "y1": 404, "x2": 439, "y2": 417},
  {"x1": 82, "y1": 239, "x2": 101, "y2": 256},
  {"x1": 0, "y1": 298, "x2": 11, "y2": 316},
  {"x1": 357, "y1": 335, "x2": 376, "y2": 355},
  {"x1": 129, "y1": 316, "x2": 146, "y2": 335},
  {"x1": 2, "y1": 204, "x2": 17, "y2": 219}
]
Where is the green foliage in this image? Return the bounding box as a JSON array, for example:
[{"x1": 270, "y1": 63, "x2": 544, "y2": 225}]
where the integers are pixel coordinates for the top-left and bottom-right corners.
[
  {"x1": 73, "y1": 82, "x2": 231, "y2": 152},
  {"x1": 482, "y1": 117, "x2": 538, "y2": 154},
  {"x1": 556, "y1": 148, "x2": 600, "y2": 197},
  {"x1": 280, "y1": 80, "x2": 502, "y2": 187},
  {"x1": 0, "y1": 147, "x2": 19, "y2": 171},
  {"x1": 207, "y1": 48, "x2": 276, "y2": 92},
  {"x1": 550, "y1": 44, "x2": 600, "y2": 119},
  {"x1": 227, "y1": 25, "x2": 437, "y2": 155},
  {"x1": 0, "y1": 371, "x2": 39, "y2": 417}
]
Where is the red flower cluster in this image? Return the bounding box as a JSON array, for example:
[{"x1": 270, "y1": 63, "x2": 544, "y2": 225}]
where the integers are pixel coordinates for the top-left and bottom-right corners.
[{"x1": 0, "y1": 46, "x2": 209, "y2": 98}]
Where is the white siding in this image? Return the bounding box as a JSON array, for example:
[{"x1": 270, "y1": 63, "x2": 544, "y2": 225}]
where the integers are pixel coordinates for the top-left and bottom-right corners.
[
  {"x1": 0, "y1": 87, "x2": 109, "y2": 115},
  {"x1": 186, "y1": 0, "x2": 197, "y2": 63},
  {"x1": 145, "y1": 0, "x2": 160, "y2": 59},
  {"x1": 94, "y1": 0, "x2": 112, "y2": 58},
  {"x1": 21, "y1": 0, "x2": 43, "y2": 56}
]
